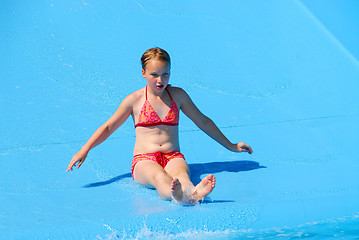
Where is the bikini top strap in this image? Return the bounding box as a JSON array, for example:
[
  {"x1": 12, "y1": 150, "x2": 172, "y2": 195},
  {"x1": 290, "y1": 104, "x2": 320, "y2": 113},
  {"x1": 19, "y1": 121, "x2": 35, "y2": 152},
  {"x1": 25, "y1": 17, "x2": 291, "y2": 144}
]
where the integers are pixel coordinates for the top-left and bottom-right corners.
[
  {"x1": 146, "y1": 85, "x2": 172, "y2": 101},
  {"x1": 166, "y1": 87, "x2": 173, "y2": 101}
]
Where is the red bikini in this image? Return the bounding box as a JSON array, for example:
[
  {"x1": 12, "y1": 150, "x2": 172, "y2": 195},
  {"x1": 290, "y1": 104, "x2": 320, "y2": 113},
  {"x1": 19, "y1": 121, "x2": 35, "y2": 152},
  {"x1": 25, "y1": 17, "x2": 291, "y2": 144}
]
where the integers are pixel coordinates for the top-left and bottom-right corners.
[
  {"x1": 135, "y1": 86, "x2": 179, "y2": 128},
  {"x1": 132, "y1": 86, "x2": 184, "y2": 179}
]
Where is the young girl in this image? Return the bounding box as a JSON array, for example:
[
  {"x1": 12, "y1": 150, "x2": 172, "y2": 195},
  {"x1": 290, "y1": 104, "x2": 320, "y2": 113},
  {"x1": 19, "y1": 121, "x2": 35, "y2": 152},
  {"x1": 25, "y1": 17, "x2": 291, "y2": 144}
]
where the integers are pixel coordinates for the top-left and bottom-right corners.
[{"x1": 67, "y1": 48, "x2": 253, "y2": 204}]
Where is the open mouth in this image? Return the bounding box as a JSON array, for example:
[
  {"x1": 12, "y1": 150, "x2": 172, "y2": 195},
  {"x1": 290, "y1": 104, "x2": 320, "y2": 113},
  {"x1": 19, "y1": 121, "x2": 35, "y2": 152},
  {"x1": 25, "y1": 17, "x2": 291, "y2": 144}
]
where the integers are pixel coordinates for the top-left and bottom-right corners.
[{"x1": 156, "y1": 84, "x2": 164, "y2": 89}]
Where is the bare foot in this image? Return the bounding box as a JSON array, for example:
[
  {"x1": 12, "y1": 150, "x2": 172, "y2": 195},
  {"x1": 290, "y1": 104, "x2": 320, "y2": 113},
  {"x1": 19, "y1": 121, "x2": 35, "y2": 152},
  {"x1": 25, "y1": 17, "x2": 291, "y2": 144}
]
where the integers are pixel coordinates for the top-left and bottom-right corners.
[
  {"x1": 193, "y1": 174, "x2": 216, "y2": 201},
  {"x1": 171, "y1": 178, "x2": 183, "y2": 202}
]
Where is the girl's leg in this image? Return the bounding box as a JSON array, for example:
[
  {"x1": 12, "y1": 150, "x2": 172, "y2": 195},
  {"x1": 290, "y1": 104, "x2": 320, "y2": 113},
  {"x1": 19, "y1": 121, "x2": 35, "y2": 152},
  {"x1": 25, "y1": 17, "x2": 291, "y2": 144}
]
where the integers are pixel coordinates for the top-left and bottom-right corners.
[
  {"x1": 165, "y1": 158, "x2": 216, "y2": 202},
  {"x1": 133, "y1": 160, "x2": 183, "y2": 201},
  {"x1": 164, "y1": 158, "x2": 194, "y2": 190}
]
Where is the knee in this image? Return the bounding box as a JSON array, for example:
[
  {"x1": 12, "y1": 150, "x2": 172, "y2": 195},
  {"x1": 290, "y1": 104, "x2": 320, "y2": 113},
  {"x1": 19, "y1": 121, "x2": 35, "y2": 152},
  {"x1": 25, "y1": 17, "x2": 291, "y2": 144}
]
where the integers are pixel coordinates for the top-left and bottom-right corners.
[
  {"x1": 153, "y1": 170, "x2": 172, "y2": 184},
  {"x1": 173, "y1": 169, "x2": 190, "y2": 180}
]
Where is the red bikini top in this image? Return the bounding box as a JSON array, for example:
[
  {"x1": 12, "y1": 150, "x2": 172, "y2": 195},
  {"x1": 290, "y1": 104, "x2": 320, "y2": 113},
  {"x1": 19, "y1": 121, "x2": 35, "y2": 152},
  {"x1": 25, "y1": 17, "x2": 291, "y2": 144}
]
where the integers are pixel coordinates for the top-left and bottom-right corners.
[{"x1": 135, "y1": 86, "x2": 179, "y2": 128}]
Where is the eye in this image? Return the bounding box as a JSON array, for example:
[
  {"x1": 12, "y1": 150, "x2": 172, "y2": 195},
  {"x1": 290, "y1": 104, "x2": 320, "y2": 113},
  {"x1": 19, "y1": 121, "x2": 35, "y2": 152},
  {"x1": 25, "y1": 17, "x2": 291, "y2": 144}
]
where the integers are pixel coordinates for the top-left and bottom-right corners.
[{"x1": 151, "y1": 74, "x2": 159, "y2": 78}]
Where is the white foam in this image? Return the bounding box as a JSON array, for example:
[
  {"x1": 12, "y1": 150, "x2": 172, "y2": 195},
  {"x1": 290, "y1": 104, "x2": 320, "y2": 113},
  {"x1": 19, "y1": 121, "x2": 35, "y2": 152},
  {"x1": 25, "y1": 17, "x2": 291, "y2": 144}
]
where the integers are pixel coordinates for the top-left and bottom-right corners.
[{"x1": 98, "y1": 214, "x2": 359, "y2": 240}]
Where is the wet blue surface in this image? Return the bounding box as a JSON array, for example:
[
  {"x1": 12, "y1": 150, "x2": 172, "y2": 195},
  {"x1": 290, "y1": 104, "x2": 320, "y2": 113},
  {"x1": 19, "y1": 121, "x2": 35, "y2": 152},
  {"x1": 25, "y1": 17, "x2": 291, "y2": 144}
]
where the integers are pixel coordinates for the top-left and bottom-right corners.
[{"x1": 1, "y1": 0, "x2": 359, "y2": 239}]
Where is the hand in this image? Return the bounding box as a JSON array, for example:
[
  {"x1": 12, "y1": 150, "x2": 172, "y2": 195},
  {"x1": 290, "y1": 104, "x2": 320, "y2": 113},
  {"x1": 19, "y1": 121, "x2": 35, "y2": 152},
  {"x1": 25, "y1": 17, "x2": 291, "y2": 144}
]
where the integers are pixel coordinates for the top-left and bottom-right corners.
[
  {"x1": 67, "y1": 149, "x2": 88, "y2": 172},
  {"x1": 232, "y1": 142, "x2": 253, "y2": 154}
]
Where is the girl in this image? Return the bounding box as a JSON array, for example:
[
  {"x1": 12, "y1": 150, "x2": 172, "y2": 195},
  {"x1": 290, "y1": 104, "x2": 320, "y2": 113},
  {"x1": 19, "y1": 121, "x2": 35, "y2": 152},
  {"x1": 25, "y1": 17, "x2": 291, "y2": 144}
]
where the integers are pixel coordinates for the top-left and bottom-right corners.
[{"x1": 67, "y1": 48, "x2": 253, "y2": 204}]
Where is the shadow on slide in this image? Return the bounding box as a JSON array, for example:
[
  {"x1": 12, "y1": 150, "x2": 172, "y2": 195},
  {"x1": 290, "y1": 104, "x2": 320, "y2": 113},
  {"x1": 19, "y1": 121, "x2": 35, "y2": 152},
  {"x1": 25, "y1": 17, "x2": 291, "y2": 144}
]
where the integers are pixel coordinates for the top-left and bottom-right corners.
[
  {"x1": 83, "y1": 160, "x2": 265, "y2": 188},
  {"x1": 189, "y1": 160, "x2": 266, "y2": 185}
]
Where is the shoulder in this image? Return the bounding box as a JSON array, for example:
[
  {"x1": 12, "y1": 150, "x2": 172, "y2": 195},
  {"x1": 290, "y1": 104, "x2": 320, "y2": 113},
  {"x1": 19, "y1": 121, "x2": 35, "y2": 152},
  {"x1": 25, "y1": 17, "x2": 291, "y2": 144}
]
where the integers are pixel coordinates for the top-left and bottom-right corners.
[
  {"x1": 167, "y1": 86, "x2": 188, "y2": 98},
  {"x1": 125, "y1": 88, "x2": 145, "y2": 101},
  {"x1": 167, "y1": 86, "x2": 191, "y2": 107},
  {"x1": 121, "y1": 88, "x2": 145, "y2": 107}
]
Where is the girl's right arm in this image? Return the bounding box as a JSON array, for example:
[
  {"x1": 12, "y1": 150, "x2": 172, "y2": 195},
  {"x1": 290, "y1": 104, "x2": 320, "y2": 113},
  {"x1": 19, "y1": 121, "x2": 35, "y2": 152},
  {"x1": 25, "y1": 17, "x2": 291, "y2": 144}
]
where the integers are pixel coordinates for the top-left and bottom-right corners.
[{"x1": 66, "y1": 95, "x2": 134, "y2": 171}]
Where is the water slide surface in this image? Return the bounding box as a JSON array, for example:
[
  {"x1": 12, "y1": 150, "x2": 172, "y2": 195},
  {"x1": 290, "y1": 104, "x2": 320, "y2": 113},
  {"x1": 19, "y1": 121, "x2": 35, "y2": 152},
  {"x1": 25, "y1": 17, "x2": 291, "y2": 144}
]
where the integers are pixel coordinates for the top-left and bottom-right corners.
[{"x1": 1, "y1": 0, "x2": 358, "y2": 239}]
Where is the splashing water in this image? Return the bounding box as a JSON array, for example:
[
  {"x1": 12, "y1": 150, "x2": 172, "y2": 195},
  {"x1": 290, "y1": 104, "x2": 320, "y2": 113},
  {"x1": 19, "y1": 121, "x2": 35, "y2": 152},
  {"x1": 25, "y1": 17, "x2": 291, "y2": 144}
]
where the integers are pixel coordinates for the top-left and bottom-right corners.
[{"x1": 98, "y1": 214, "x2": 359, "y2": 240}]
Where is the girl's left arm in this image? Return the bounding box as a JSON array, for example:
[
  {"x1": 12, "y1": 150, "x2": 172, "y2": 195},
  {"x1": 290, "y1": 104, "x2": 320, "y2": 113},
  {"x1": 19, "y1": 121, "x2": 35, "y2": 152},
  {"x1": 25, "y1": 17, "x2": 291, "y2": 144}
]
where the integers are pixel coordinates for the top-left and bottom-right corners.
[{"x1": 179, "y1": 88, "x2": 253, "y2": 154}]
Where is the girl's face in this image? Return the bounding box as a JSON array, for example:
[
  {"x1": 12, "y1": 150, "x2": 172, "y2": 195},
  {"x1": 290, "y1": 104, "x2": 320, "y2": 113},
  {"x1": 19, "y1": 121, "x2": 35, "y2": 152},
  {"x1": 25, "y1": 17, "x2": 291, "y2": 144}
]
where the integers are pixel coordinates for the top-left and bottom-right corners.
[{"x1": 142, "y1": 59, "x2": 170, "y2": 94}]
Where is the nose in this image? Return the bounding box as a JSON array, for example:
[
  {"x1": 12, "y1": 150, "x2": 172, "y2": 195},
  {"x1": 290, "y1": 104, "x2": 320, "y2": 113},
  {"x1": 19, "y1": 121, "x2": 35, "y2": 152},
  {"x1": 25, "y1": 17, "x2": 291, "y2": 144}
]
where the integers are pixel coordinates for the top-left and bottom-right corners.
[{"x1": 158, "y1": 75, "x2": 165, "y2": 83}]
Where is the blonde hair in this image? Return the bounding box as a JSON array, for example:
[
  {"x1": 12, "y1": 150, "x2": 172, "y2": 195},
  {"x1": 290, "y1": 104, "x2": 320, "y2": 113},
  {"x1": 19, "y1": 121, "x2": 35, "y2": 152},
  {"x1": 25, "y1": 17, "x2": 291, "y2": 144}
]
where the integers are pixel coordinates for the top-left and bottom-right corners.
[{"x1": 141, "y1": 48, "x2": 171, "y2": 70}]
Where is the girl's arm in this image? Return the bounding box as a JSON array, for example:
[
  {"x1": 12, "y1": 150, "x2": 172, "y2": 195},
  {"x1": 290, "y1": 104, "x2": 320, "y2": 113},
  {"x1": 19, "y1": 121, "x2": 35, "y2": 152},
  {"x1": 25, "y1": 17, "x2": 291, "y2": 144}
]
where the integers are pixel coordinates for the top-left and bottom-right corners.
[
  {"x1": 66, "y1": 95, "x2": 134, "y2": 171},
  {"x1": 179, "y1": 89, "x2": 253, "y2": 154}
]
